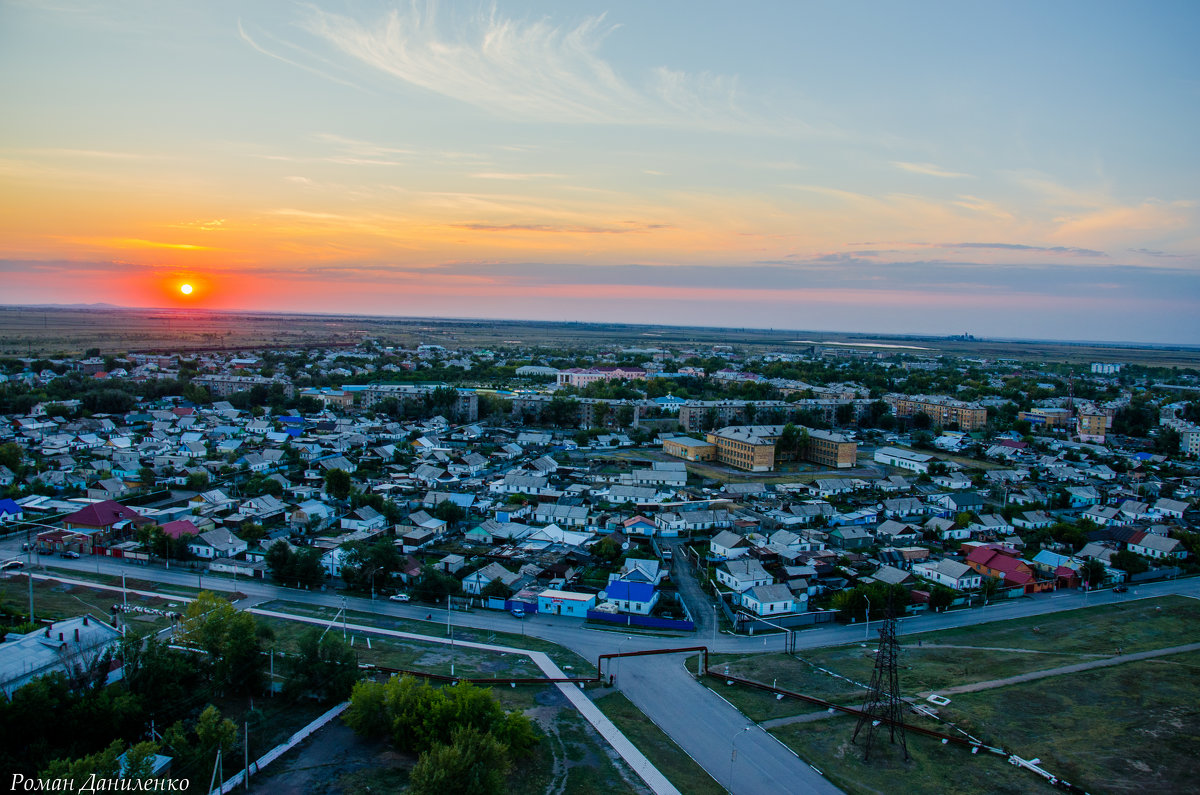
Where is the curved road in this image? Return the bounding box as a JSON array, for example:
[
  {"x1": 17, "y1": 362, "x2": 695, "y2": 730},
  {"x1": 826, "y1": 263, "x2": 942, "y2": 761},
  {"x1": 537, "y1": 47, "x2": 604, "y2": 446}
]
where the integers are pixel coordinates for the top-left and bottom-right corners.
[{"x1": 10, "y1": 543, "x2": 1200, "y2": 795}]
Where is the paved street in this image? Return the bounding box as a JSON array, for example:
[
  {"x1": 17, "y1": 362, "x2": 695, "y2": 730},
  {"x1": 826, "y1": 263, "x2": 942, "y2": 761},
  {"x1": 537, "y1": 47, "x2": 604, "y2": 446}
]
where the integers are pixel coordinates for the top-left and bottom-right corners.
[{"x1": 8, "y1": 540, "x2": 1200, "y2": 795}]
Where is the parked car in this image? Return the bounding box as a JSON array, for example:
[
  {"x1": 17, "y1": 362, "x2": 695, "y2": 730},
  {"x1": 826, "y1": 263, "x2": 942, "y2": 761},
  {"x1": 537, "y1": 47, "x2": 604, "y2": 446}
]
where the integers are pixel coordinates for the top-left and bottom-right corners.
[
  {"x1": 389, "y1": 593, "x2": 411, "y2": 602},
  {"x1": 1113, "y1": 585, "x2": 1128, "y2": 593}
]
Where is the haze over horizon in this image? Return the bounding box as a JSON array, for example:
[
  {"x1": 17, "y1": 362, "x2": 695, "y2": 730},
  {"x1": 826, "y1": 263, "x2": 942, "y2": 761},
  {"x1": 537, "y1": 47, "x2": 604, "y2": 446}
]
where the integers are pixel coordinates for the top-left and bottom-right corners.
[{"x1": 2, "y1": 1, "x2": 1198, "y2": 344}]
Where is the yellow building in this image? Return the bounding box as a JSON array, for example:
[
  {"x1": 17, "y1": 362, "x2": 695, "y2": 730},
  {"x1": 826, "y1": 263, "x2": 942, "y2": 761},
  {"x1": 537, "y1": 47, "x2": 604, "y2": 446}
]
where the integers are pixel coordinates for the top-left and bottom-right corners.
[
  {"x1": 703, "y1": 425, "x2": 857, "y2": 472},
  {"x1": 1077, "y1": 412, "x2": 1107, "y2": 443},
  {"x1": 662, "y1": 436, "x2": 717, "y2": 462},
  {"x1": 887, "y1": 395, "x2": 988, "y2": 430}
]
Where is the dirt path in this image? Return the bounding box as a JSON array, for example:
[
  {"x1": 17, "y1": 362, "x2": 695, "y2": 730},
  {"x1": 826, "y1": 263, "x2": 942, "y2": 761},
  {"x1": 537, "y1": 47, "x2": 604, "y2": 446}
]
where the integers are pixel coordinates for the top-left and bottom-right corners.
[
  {"x1": 759, "y1": 641, "x2": 1200, "y2": 730},
  {"x1": 914, "y1": 642, "x2": 1107, "y2": 658},
  {"x1": 918, "y1": 641, "x2": 1200, "y2": 697}
]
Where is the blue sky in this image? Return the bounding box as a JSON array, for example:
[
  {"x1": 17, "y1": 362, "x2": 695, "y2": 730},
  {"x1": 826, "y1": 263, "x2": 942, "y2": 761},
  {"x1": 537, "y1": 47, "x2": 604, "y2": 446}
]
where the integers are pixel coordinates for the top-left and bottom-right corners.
[{"x1": 1, "y1": 0, "x2": 1198, "y2": 342}]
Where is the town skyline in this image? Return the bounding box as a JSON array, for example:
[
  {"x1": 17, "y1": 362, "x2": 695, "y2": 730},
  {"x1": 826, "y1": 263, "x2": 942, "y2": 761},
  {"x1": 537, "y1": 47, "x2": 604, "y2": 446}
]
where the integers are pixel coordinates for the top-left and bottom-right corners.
[{"x1": 2, "y1": 1, "x2": 1199, "y2": 344}]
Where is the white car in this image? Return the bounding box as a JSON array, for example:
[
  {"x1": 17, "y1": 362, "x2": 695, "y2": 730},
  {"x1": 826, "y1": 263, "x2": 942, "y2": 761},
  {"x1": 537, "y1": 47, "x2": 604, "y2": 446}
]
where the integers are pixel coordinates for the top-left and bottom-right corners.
[{"x1": 389, "y1": 593, "x2": 411, "y2": 602}]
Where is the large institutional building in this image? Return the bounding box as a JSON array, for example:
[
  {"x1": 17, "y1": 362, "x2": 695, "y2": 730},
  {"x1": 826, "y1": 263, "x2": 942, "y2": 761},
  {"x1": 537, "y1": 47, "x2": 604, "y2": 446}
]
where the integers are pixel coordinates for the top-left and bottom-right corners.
[{"x1": 665, "y1": 425, "x2": 857, "y2": 472}]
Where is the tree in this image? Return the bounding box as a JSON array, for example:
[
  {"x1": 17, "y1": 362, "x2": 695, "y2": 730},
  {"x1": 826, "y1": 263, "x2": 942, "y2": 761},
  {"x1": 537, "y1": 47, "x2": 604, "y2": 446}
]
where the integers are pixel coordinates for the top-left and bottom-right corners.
[
  {"x1": 410, "y1": 727, "x2": 509, "y2": 795},
  {"x1": 186, "y1": 470, "x2": 210, "y2": 491},
  {"x1": 1112, "y1": 549, "x2": 1149, "y2": 575},
  {"x1": 1080, "y1": 558, "x2": 1106, "y2": 589},
  {"x1": 615, "y1": 404, "x2": 635, "y2": 428},
  {"x1": 324, "y1": 468, "x2": 352, "y2": 500},
  {"x1": 1154, "y1": 427, "x2": 1181, "y2": 456},
  {"x1": 283, "y1": 628, "x2": 360, "y2": 702},
  {"x1": 179, "y1": 592, "x2": 265, "y2": 695},
  {"x1": 195, "y1": 705, "x2": 238, "y2": 762},
  {"x1": 0, "y1": 442, "x2": 25, "y2": 477},
  {"x1": 433, "y1": 500, "x2": 466, "y2": 525},
  {"x1": 928, "y1": 585, "x2": 956, "y2": 611},
  {"x1": 120, "y1": 634, "x2": 198, "y2": 723},
  {"x1": 480, "y1": 578, "x2": 514, "y2": 600}
]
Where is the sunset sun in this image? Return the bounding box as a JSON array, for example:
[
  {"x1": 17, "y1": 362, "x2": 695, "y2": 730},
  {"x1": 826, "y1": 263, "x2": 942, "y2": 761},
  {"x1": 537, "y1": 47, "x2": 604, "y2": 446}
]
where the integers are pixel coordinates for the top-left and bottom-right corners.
[{"x1": 180, "y1": 283, "x2": 193, "y2": 295}]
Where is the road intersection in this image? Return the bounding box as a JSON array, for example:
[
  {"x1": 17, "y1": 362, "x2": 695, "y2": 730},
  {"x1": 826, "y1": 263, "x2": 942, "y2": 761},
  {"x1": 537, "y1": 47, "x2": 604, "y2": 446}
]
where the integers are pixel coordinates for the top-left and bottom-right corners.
[{"x1": 8, "y1": 539, "x2": 1198, "y2": 795}]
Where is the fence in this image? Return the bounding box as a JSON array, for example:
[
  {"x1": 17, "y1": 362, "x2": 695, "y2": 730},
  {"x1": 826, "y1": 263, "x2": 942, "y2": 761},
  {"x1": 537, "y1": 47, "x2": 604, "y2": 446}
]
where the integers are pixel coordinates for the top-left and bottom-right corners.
[
  {"x1": 734, "y1": 609, "x2": 837, "y2": 633},
  {"x1": 585, "y1": 610, "x2": 695, "y2": 631}
]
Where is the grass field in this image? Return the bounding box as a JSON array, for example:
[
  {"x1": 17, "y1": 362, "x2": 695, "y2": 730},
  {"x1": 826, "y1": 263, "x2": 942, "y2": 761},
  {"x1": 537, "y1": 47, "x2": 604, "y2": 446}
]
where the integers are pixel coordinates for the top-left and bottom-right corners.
[
  {"x1": 706, "y1": 595, "x2": 1200, "y2": 723},
  {"x1": 593, "y1": 691, "x2": 724, "y2": 795},
  {"x1": 3, "y1": 306, "x2": 1198, "y2": 366},
  {"x1": 703, "y1": 596, "x2": 1200, "y2": 795},
  {"x1": 0, "y1": 574, "x2": 180, "y2": 633},
  {"x1": 256, "y1": 598, "x2": 597, "y2": 676}
]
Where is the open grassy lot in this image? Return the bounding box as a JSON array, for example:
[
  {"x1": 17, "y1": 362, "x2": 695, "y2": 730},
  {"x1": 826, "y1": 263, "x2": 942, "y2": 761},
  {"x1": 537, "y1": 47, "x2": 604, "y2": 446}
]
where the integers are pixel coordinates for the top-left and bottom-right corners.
[
  {"x1": 907, "y1": 593, "x2": 1200, "y2": 655},
  {"x1": 257, "y1": 614, "x2": 547, "y2": 685},
  {"x1": 593, "y1": 691, "x2": 724, "y2": 795},
  {"x1": 938, "y1": 650, "x2": 1200, "y2": 795},
  {"x1": 0, "y1": 573, "x2": 179, "y2": 632},
  {"x1": 771, "y1": 650, "x2": 1200, "y2": 795},
  {"x1": 707, "y1": 595, "x2": 1200, "y2": 722},
  {"x1": 769, "y1": 714, "x2": 1059, "y2": 795},
  {"x1": 257, "y1": 598, "x2": 597, "y2": 676},
  {"x1": 706, "y1": 596, "x2": 1200, "y2": 795}
]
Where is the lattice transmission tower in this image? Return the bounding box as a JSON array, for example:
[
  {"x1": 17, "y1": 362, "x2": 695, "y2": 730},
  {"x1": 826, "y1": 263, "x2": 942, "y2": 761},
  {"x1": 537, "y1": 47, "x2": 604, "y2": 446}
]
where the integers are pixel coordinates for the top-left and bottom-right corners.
[{"x1": 851, "y1": 601, "x2": 909, "y2": 761}]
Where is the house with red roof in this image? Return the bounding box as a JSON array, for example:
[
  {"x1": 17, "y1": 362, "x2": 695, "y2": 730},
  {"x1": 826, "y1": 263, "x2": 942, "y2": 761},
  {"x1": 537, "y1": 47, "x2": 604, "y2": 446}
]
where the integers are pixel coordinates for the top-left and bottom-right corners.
[
  {"x1": 964, "y1": 544, "x2": 1052, "y2": 594},
  {"x1": 62, "y1": 500, "x2": 146, "y2": 534},
  {"x1": 161, "y1": 519, "x2": 201, "y2": 540}
]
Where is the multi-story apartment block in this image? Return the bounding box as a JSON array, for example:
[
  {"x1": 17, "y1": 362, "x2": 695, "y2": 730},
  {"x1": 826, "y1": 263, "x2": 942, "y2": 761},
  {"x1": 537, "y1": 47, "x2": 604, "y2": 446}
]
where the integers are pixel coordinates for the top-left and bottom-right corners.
[
  {"x1": 361, "y1": 384, "x2": 478, "y2": 422},
  {"x1": 1076, "y1": 412, "x2": 1107, "y2": 444},
  {"x1": 1018, "y1": 407, "x2": 1073, "y2": 429},
  {"x1": 1162, "y1": 418, "x2": 1200, "y2": 457},
  {"x1": 677, "y1": 399, "x2": 870, "y2": 432},
  {"x1": 887, "y1": 394, "x2": 987, "y2": 431},
  {"x1": 192, "y1": 375, "x2": 295, "y2": 399}
]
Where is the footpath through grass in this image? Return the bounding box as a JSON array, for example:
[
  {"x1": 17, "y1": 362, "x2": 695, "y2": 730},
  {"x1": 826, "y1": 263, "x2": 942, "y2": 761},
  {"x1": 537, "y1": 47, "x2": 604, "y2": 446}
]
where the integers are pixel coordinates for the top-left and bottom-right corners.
[
  {"x1": 257, "y1": 598, "x2": 596, "y2": 676},
  {"x1": 706, "y1": 595, "x2": 1200, "y2": 795}
]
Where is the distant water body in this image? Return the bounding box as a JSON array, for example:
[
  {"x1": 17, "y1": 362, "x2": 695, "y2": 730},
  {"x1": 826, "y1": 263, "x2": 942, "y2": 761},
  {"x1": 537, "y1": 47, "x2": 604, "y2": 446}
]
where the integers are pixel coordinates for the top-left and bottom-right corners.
[{"x1": 791, "y1": 340, "x2": 933, "y2": 350}]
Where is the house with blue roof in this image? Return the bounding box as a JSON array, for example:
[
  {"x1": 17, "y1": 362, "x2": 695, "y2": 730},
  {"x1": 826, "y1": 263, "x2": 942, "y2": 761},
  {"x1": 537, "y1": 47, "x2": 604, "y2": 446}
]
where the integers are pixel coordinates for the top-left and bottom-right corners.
[
  {"x1": 654, "y1": 395, "x2": 688, "y2": 413},
  {"x1": 0, "y1": 498, "x2": 22, "y2": 524},
  {"x1": 602, "y1": 580, "x2": 660, "y2": 615}
]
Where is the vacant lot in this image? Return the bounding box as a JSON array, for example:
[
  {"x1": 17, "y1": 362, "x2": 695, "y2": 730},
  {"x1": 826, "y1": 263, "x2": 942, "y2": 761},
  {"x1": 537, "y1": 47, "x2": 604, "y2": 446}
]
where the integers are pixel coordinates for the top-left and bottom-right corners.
[
  {"x1": 0, "y1": 574, "x2": 179, "y2": 633},
  {"x1": 707, "y1": 596, "x2": 1200, "y2": 794},
  {"x1": 252, "y1": 688, "x2": 645, "y2": 795},
  {"x1": 256, "y1": 599, "x2": 596, "y2": 676}
]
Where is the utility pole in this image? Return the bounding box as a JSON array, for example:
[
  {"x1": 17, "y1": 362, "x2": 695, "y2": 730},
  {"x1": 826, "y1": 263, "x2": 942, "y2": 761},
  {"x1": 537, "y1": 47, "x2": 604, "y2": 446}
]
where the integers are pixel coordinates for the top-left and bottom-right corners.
[{"x1": 244, "y1": 721, "x2": 249, "y2": 791}]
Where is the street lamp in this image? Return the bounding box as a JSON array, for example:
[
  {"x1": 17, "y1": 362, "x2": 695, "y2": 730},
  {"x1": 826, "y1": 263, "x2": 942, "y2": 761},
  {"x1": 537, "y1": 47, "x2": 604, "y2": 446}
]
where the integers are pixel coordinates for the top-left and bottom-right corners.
[
  {"x1": 864, "y1": 594, "x2": 872, "y2": 641},
  {"x1": 729, "y1": 725, "x2": 752, "y2": 789},
  {"x1": 615, "y1": 635, "x2": 632, "y2": 681}
]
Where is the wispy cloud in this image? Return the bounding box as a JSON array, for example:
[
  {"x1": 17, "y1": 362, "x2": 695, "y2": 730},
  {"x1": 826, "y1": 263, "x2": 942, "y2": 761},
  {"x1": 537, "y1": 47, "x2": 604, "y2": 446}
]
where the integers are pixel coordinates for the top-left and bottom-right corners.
[
  {"x1": 300, "y1": 2, "x2": 745, "y2": 128},
  {"x1": 893, "y1": 161, "x2": 973, "y2": 179},
  {"x1": 1130, "y1": 247, "x2": 1190, "y2": 259},
  {"x1": 237, "y1": 19, "x2": 363, "y2": 90},
  {"x1": 947, "y1": 242, "x2": 1107, "y2": 257},
  {"x1": 470, "y1": 172, "x2": 564, "y2": 180},
  {"x1": 448, "y1": 222, "x2": 670, "y2": 235}
]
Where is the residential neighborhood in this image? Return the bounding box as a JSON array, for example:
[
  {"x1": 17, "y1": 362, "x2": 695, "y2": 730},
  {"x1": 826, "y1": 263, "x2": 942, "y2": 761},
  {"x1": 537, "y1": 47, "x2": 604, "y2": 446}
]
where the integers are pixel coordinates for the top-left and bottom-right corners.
[{"x1": 1, "y1": 342, "x2": 1196, "y2": 633}]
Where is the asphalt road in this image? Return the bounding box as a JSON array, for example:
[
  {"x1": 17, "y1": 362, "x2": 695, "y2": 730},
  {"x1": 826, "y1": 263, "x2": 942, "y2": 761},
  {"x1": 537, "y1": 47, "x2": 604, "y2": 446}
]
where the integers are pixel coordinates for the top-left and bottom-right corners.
[{"x1": 9, "y1": 540, "x2": 1200, "y2": 795}]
